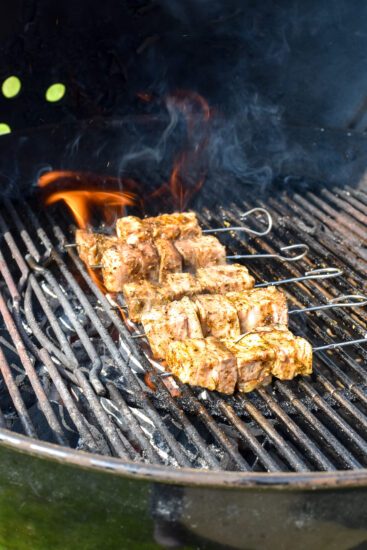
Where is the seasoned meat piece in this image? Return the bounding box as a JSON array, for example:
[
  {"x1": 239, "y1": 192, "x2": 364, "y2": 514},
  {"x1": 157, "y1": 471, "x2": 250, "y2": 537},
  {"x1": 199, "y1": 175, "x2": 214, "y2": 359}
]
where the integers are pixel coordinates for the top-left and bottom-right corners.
[
  {"x1": 75, "y1": 230, "x2": 118, "y2": 265},
  {"x1": 166, "y1": 337, "x2": 237, "y2": 394},
  {"x1": 142, "y1": 297, "x2": 203, "y2": 359},
  {"x1": 225, "y1": 325, "x2": 312, "y2": 393},
  {"x1": 116, "y1": 212, "x2": 201, "y2": 243},
  {"x1": 165, "y1": 273, "x2": 203, "y2": 298},
  {"x1": 175, "y1": 235, "x2": 226, "y2": 271},
  {"x1": 253, "y1": 325, "x2": 313, "y2": 380},
  {"x1": 123, "y1": 280, "x2": 173, "y2": 322},
  {"x1": 224, "y1": 335, "x2": 275, "y2": 393},
  {"x1": 197, "y1": 264, "x2": 255, "y2": 294},
  {"x1": 115, "y1": 216, "x2": 150, "y2": 245},
  {"x1": 193, "y1": 295, "x2": 240, "y2": 339},
  {"x1": 154, "y1": 238, "x2": 182, "y2": 282},
  {"x1": 122, "y1": 273, "x2": 202, "y2": 323},
  {"x1": 227, "y1": 286, "x2": 288, "y2": 333},
  {"x1": 146, "y1": 212, "x2": 202, "y2": 240},
  {"x1": 102, "y1": 241, "x2": 159, "y2": 292}
]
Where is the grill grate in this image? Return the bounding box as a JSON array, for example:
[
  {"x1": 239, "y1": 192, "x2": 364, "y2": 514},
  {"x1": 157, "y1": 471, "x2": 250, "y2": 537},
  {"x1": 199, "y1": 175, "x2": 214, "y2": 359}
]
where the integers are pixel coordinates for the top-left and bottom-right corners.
[{"x1": 0, "y1": 182, "x2": 366, "y2": 472}]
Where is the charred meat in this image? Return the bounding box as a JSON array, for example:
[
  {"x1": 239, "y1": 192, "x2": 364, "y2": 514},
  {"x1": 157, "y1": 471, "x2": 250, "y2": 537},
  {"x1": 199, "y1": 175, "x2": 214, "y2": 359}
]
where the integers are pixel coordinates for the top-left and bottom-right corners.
[
  {"x1": 122, "y1": 265, "x2": 255, "y2": 322},
  {"x1": 224, "y1": 325, "x2": 312, "y2": 393},
  {"x1": 197, "y1": 264, "x2": 255, "y2": 294},
  {"x1": 116, "y1": 212, "x2": 201, "y2": 242},
  {"x1": 102, "y1": 241, "x2": 159, "y2": 292}
]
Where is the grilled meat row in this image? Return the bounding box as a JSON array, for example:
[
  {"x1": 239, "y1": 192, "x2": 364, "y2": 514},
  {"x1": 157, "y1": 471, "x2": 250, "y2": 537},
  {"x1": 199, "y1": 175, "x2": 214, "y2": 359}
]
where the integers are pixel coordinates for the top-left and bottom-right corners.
[
  {"x1": 122, "y1": 265, "x2": 255, "y2": 322},
  {"x1": 166, "y1": 326, "x2": 313, "y2": 394},
  {"x1": 142, "y1": 286, "x2": 288, "y2": 359},
  {"x1": 76, "y1": 229, "x2": 226, "y2": 291}
]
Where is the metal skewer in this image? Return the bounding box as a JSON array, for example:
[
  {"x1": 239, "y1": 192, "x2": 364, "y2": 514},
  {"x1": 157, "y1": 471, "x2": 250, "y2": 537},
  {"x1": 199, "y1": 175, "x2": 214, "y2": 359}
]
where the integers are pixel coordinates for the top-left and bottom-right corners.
[
  {"x1": 255, "y1": 267, "x2": 343, "y2": 287},
  {"x1": 202, "y1": 207, "x2": 273, "y2": 236},
  {"x1": 289, "y1": 294, "x2": 367, "y2": 315},
  {"x1": 313, "y1": 334, "x2": 367, "y2": 351},
  {"x1": 227, "y1": 243, "x2": 309, "y2": 262}
]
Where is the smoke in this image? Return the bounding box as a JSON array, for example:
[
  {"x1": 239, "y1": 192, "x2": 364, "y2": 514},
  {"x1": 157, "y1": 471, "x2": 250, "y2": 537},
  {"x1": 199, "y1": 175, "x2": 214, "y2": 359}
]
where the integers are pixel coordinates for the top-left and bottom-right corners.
[{"x1": 0, "y1": 0, "x2": 365, "y2": 197}]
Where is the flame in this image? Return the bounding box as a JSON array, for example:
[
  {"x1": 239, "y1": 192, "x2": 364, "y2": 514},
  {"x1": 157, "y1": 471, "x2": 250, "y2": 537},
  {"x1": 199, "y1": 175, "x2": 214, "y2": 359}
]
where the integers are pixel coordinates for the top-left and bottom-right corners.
[
  {"x1": 165, "y1": 91, "x2": 211, "y2": 210},
  {"x1": 45, "y1": 190, "x2": 135, "y2": 229},
  {"x1": 39, "y1": 172, "x2": 136, "y2": 292}
]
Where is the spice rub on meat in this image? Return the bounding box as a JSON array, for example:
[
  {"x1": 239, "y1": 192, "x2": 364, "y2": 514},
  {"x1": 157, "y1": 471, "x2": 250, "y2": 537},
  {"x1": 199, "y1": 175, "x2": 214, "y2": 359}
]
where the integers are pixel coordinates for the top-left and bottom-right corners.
[
  {"x1": 101, "y1": 241, "x2": 159, "y2": 292},
  {"x1": 75, "y1": 229, "x2": 118, "y2": 266},
  {"x1": 116, "y1": 212, "x2": 201, "y2": 243},
  {"x1": 197, "y1": 264, "x2": 255, "y2": 294},
  {"x1": 154, "y1": 238, "x2": 183, "y2": 282},
  {"x1": 167, "y1": 326, "x2": 312, "y2": 394},
  {"x1": 226, "y1": 286, "x2": 288, "y2": 333},
  {"x1": 175, "y1": 235, "x2": 226, "y2": 271},
  {"x1": 166, "y1": 337, "x2": 237, "y2": 394},
  {"x1": 122, "y1": 265, "x2": 255, "y2": 323},
  {"x1": 224, "y1": 325, "x2": 312, "y2": 393},
  {"x1": 193, "y1": 294, "x2": 240, "y2": 340},
  {"x1": 142, "y1": 297, "x2": 203, "y2": 359}
]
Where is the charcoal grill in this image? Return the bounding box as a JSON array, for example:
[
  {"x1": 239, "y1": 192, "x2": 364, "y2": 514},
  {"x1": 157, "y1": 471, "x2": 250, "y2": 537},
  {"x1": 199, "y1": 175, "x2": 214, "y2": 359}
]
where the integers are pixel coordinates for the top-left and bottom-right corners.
[
  {"x1": 0, "y1": 141, "x2": 366, "y2": 546},
  {"x1": 1, "y1": 1, "x2": 367, "y2": 548}
]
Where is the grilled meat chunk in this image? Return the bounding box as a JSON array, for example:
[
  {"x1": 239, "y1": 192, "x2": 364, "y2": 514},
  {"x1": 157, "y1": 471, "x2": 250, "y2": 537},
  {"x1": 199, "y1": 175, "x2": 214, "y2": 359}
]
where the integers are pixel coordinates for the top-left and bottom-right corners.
[
  {"x1": 227, "y1": 286, "x2": 288, "y2": 333},
  {"x1": 102, "y1": 242, "x2": 159, "y2": 292},
  {"x1": 165, "y1": 272, "x2": 203, "y2": 297},
  {"x1": 252, "y1": 325, "x2": 313, "y2": 381},
  {"x1": 115, "y1": 216, "x2": 150, "y2": 245},
  {"x1": 154, "y1": 238, "x2": 183, "y2": 282},
  {"x1": 166, "y1": 337, "x2": 237, "y2": 394},
  {"x1": 116, "y1": 212, "x2": 201, "y2": 243},
  {"x1": 175, "y1": 235, "x2": 226, "y2": 271},
  {"x1": 75, "y1": 230, "x2": 118, "y2": 265},
  {"x1": 145, "y1": 212, "x2": 202, "y2": 240},
  {"x1": 122, "y1": 273, "x2": 202, "y2": 322},
  {"x1": 224, "y1": 325, "x2": 312, "y2": 393},
  {"x1": 142, "y1": 297, "x2": 203, "y2": 359},
  {"x1": 193, "y1": 295, "x2": 240, "y2": 339},
  {"x1": 123, "y1": 280, "x2": 171, "y2": 322},
  {"x1": 197, "y1": 264, "x2": 255, "y2": 294}
]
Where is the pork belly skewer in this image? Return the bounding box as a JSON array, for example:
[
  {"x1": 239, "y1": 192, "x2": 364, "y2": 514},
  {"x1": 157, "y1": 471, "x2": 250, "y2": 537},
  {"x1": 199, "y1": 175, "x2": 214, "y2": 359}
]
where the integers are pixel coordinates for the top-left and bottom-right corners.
[
  {"x1": 165, "y1": 325, "x2": 313, "y2": 395},
  {"x1": 123, "y1": 266, "x2": 343, "y2": 324}
]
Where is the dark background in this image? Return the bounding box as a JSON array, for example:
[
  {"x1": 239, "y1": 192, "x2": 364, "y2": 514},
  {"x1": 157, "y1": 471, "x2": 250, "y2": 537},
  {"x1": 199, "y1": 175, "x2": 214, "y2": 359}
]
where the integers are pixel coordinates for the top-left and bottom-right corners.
[
  {"x1": 1, "y1": 0, "x2": 367, "y2": 131},
  {"x1": 1, "y1": 0, "x2": 367, "y2": 191}
]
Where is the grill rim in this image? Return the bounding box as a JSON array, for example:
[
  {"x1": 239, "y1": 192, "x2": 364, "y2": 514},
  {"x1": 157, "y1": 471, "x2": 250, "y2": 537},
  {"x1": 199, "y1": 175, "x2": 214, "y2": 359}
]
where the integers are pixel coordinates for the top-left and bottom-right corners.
[{"x1": 2, "y1": 428, "x2": 367, "y2": 489}]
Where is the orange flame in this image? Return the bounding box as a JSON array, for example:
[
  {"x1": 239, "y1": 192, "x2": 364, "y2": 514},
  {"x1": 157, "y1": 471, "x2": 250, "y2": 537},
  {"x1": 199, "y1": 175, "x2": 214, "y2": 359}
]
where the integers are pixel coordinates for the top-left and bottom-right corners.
[
  {"x1": 45, "y1": 189, "x2": 135, "y2": 229},
  {"x1": 39, "y1": 172, "x2": 136, "y2": 292},
  {"x1": 165, "y1": 91, "x2": 211, "y2": 210}
]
